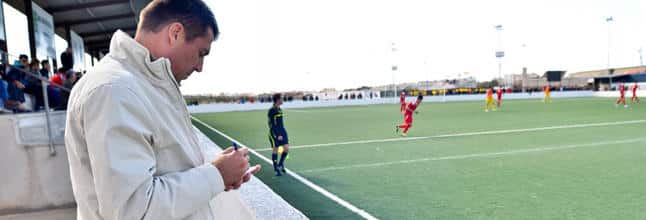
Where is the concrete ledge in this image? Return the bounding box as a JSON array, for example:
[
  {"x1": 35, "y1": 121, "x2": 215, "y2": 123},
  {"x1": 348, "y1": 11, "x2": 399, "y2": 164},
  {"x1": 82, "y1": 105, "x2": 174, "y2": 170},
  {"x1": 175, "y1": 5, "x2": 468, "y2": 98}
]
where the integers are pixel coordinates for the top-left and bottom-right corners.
[{"x1": 0, "y1": 207, "x2": 76, "y2": 220}]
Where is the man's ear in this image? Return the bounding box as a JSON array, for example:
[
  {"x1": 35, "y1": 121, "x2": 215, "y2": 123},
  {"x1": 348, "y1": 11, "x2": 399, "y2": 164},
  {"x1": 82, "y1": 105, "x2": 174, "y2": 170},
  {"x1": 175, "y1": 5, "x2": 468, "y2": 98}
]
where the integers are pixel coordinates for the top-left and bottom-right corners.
[{"x1": 167, "y1": 22, "x2": 185, "y2": 47}]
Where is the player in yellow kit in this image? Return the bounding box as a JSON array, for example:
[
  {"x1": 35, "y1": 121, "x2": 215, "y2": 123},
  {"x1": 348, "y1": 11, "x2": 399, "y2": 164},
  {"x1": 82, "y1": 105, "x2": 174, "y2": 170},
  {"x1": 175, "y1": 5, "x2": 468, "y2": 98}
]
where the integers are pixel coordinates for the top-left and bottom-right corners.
[
  {"x1": 543, "y1": 86, "x2": 551, "y2": 103},
  {"x1": 485, "y1": 88, "x2": 496, "y2": 112}
]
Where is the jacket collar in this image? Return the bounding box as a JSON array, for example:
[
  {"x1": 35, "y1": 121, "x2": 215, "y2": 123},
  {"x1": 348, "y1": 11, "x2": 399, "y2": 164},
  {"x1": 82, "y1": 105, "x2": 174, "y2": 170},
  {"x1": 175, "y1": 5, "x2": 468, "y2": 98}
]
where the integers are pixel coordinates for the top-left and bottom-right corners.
[{"x1": 108, "y1": 30, "x2": 181, "y2": 88}]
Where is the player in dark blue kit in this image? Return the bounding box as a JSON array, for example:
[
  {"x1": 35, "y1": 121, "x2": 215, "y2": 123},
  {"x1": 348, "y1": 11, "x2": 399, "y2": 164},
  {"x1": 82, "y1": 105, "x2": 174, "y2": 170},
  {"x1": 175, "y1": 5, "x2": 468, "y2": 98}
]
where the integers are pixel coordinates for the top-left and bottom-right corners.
[{"x1": 268, "y1": 93, "x2": 290, "y2": 176}]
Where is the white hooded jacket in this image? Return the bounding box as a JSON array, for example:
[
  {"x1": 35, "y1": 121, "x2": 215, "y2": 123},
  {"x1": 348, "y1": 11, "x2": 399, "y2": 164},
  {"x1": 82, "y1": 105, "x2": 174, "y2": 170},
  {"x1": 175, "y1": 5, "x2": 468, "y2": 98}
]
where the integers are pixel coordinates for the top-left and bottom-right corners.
[{"x1": 65, "y1": 30, "x2": 225, "y2": 220}]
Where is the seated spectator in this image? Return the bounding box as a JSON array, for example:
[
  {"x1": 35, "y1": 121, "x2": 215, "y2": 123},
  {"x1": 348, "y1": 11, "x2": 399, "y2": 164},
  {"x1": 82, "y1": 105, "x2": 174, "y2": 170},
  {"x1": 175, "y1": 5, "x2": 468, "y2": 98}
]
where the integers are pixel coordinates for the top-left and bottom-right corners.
[
  {"x1": 56, "y1": 70, "x2": 77, "y2": 110},
  {"x1": 27, "y1": 58, "x2": 40, "y2": 82},
  {"x1": 50, "y1": 68, "x2": 66, "y2": 87},
  {"x1": 0, "y1": 69, "x2": 10, "y2": 113},
  {"x1": 0, "y1": 63, "x2": 6, "y2": 80},
  {"x1": 24, "y1": 58, "x2": 46, "y2": 110},
  {"x1": 18, "y1": 54, "x2": 29, "y2": 67},
  {"x1": 40, "y1": 60, "x2": 51, "y2": 78},
  {"x1": 40, "y1": 60, "x2": 62, "y2": 109},
  {"x1": 6, "y1": 59, "x2": 30, "y2": 112}
]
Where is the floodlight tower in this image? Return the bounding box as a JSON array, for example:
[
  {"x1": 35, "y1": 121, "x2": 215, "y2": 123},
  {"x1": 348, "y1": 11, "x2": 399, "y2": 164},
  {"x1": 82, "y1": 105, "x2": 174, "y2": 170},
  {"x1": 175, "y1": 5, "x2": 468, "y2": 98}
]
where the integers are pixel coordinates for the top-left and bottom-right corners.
[
  {"x1": 391, "y1": 42, "x2": 398, "y2": 98},
  {"x1": 639, "y1": 48, "x2": 644, "y2": 72},
  {"x1": 606, "y1": 16, "x2": 614, "y2": 89},
  {"x1": 495, "y1": 25, "x2": 504, "y2": 88}
]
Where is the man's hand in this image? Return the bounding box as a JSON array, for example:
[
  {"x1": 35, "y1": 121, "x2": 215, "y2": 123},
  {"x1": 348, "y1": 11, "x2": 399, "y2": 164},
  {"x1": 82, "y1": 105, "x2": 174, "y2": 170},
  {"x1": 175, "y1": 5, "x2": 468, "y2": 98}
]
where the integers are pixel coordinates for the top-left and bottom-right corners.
[
  {"x1": 15, "y1": 81, "x2": 25, "y2": 89},
  {"x1": 227, "y1": 164, "x2": 261, "y2": 191},
  {"x1": 212, "y1": 147, "x2": 249, "y2": 191},
  {"x1": 277, "y1": 135, "x2": 283, "y2": 141}
]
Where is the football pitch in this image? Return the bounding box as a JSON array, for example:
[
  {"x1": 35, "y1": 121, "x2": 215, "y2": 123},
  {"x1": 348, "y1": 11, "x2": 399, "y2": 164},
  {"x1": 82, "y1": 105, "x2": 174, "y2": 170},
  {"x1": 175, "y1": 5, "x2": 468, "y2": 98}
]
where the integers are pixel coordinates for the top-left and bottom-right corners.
[{"x1": 192, "y1": 97, "x2": 646, "y2": 219}]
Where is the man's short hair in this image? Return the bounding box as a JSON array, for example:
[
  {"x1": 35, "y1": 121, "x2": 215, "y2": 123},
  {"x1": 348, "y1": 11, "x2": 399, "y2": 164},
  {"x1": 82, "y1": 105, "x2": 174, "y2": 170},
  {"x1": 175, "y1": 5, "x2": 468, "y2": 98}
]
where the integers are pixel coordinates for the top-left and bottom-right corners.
[
  {"x1": 41, "y1": 60, "x2": 49, "y2": 66},
  {"x1": 417, "y1": 95, "x2": 423, "y2": 100},
  {"x1": 138, "y1": 0, "x2": 219, "y2": 41},
  {"x1": 272, "y1": 93, "x2": 282, "y2": 103},
  {"x1": 19, "y1": 54, "x2": 28, "y2": 60}
]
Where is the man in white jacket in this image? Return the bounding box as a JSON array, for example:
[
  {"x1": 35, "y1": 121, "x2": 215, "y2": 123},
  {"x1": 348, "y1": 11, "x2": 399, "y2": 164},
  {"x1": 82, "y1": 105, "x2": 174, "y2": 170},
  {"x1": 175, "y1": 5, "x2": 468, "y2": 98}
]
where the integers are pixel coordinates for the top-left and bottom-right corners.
[{"x1": 64, "y1": 0, "x2": 260, "y2": 219}]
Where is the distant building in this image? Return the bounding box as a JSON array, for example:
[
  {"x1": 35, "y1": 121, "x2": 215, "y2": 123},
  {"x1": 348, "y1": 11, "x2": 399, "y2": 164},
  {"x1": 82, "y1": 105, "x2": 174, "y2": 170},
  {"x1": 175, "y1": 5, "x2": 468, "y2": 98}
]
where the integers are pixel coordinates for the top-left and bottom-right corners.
[
  {"x1": 568, "y1": 65, "x2": 645, "y2": 90},
  {"x1": 567, "y1": 65, "x2": 646, "y2": 78}
]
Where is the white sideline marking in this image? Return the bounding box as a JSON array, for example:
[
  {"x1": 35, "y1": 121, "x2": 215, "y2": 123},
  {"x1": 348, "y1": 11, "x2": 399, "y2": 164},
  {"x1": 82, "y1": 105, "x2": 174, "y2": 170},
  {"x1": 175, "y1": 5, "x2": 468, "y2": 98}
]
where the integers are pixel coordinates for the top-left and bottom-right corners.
[
  {"x1": 285, "y1": 109, "x2": 310, "y2": 113},
  {"x1": 256, "y1": 119, "x2": 646, "y2": 152},
  {"x1": 287, "y1": 108, "x2": 367, "y2": 113},
  {"x1": 191, "y1": 117, "x2": 379, "y2": 220},
  {"x1": 300, "y1": 138, "x2": 646, "y2": 173}
]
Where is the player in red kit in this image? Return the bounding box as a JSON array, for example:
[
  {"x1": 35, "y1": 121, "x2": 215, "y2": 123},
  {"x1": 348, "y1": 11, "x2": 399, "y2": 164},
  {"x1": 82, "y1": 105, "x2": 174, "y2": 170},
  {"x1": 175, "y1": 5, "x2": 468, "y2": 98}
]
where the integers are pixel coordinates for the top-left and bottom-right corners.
[
  {"x1": 400, "y1": 91, "x2": 406, "y2": 113},
  {"x1": 616, "y1": 83, "x2": 627, "y2": 108},
  {"x1": 496, "y1": 87, "x2": 503, "y2": 107},
  {"x1": 396, "y1": 95, "x2": 423, "y2": 136},
  {"x1": 631, "y1": 82, "x2": 640, "y2": 104}
]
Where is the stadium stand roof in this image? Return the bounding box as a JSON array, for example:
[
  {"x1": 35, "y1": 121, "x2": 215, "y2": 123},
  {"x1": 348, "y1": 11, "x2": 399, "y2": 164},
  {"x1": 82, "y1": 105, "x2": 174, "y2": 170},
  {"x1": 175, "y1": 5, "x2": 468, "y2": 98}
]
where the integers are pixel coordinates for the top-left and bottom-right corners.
[
  {"x1": 4, "y1": 0, "x2": 151, "y2": 56},
  {"x1": 567, "y1": 65, "x2": 646, "y2": 78}
]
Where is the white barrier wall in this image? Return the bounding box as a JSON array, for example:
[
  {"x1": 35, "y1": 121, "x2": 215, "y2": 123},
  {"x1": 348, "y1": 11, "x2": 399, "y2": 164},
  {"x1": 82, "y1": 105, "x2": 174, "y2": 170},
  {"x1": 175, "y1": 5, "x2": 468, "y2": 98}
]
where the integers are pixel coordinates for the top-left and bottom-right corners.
[
  {"x1": 0, "y1": 112, "x2": 75, "y2": 217},
  {"x1": 594, "y1": 91, "x2": 646, "y2": 98},
  {"x1": 188, "y1": 91, "x2": 595, "y2": 114}
]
